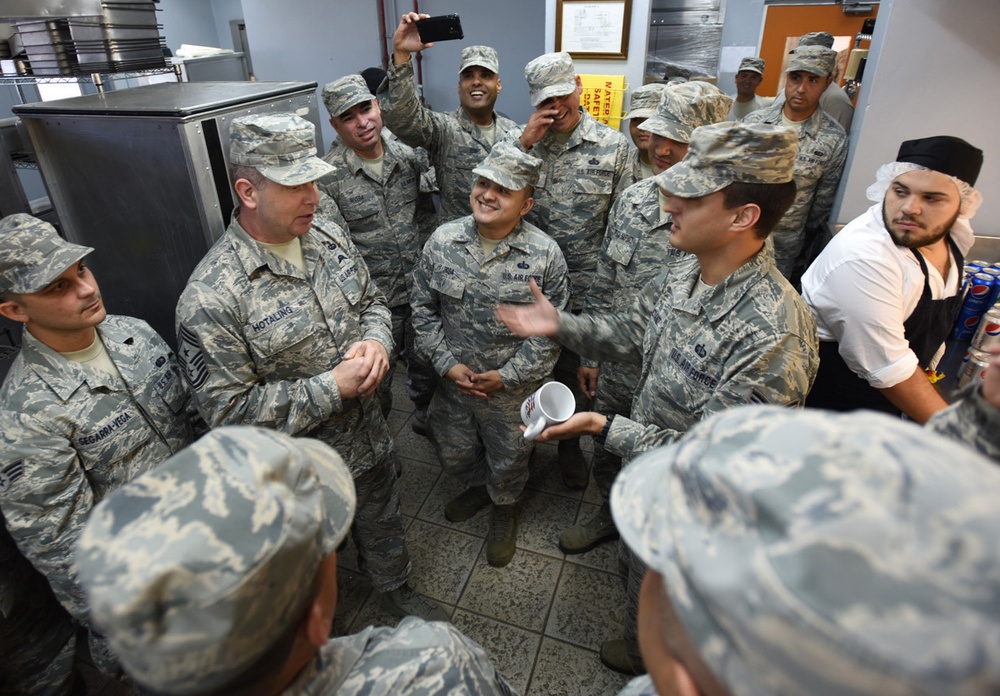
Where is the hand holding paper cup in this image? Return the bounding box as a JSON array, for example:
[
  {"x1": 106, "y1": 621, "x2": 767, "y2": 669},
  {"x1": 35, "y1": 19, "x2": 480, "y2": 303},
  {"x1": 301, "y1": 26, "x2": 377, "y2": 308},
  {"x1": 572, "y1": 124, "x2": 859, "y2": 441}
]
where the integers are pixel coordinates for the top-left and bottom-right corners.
[{"x1": 520, "y1": 381, "x2": 575, "y2": 440}]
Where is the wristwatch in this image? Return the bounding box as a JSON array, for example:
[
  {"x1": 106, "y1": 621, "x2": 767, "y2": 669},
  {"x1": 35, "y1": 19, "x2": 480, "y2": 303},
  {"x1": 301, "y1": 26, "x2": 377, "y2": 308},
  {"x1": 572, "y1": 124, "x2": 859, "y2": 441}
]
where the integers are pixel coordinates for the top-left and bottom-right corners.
[{"x1": 595, "y1": 413, "x2": 615, "y2": 446}]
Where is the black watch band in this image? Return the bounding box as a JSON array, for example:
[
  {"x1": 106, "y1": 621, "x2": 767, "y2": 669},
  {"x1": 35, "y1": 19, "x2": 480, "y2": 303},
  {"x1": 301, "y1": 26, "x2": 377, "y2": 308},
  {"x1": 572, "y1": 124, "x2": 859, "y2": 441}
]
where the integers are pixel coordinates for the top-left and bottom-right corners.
[{"x1": 595, "y1": 413, "x2": 615, "y2": 446}]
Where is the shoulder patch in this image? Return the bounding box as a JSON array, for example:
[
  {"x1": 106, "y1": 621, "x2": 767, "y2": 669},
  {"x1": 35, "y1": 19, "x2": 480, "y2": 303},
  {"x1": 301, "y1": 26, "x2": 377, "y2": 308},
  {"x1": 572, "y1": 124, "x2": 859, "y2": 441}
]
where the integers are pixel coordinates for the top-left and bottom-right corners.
[
  {"x1": 0, "y1": 460, "x2": 24, "y2": 492},
  {"x1": 177, "y1": 325, "x2": 209, "y2": 390}
]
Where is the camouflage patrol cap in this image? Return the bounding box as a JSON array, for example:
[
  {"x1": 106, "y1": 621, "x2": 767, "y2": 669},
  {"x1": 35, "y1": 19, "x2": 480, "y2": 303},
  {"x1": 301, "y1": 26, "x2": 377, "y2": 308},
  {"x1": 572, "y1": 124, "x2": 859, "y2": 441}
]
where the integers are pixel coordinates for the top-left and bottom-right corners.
[
  {"x1": 473, "y1": 140, "x2": 542, "y2": 191},
  {"x1": 799, "y1": 30, "x2": 835, "y2": 49},
  {"x1": 654, "y1": 121, "x2": 796, "y2": 197},
  {"x1": 624, "y1": 83, "x2": 668, "y2": 120},
  {"x1": 76, "y1": 426, "x2": 357, "y2": 695},
  {"x1": 525, "y1": 51, "x2": 577, "y2": 107},
  {"x1": 638, "y1": 81, "x2": 733, "y2": 144},
  {"x1": 611, "y1": 406, "x2": 1000, "y2": 696},
  {"x1": 737, "y1": 56, "x2": 765, "y2": 75},
  {"x1": 0, "y1": 213, "x2": 92, "y2": 295},
  {"x1": 322, "y1": 74, "x2": 374, "y2": 118},
  {"x1": 787, "y1": 45, "x2": 837, "y2": 77},
  {"x1": 229, "y1": 113, "x2": 335, "y2": 186},
  {"x1": 460, "y1": 45, "x2": 499, "y2": 75}
]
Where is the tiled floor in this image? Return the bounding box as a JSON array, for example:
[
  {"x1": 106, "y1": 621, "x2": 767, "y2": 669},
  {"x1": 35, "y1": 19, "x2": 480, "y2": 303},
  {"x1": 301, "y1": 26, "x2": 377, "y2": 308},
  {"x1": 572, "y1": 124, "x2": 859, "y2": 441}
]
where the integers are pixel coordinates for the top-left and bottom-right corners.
[
  {"x1": 84, "y1": 370, "x2": 632, "y2": 695},
  {"x1": 332, "y1": 373, "x2": 632, "y2": 695}
]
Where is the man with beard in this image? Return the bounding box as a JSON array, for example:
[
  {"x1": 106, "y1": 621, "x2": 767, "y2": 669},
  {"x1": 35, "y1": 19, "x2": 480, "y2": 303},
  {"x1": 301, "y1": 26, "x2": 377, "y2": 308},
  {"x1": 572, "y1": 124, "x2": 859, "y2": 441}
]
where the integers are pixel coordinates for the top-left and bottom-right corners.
[{"x1": 802, "y1": 135, "x2": 984, "y2": 422}]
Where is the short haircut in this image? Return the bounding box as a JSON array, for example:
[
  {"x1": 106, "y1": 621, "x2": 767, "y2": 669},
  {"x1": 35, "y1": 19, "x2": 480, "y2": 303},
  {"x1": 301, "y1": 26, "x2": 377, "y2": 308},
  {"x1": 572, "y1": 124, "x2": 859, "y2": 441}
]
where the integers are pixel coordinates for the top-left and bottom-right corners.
[
  {"x1": 230, "y1": 163, "x2": 269, "y2": 190},
  {"x1": 721, "y1": 180, "x2": 797, "y2": 239}
]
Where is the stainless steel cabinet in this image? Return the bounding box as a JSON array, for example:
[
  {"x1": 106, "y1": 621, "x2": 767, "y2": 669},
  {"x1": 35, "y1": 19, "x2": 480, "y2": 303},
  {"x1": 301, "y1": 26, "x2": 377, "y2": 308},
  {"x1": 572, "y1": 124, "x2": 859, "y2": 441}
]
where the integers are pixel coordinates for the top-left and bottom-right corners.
[{"x1": 14, "y1": 80, "x2": 322, "y2": 342}]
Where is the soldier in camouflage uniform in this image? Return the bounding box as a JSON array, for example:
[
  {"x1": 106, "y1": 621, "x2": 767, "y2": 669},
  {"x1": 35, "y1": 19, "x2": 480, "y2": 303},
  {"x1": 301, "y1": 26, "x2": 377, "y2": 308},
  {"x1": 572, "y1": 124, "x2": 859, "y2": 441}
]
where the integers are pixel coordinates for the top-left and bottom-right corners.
[
  {"x1": 507, "y1": 50, "x2": 632, "y2": 490},
  {"x1": 611, "y1": 405, "x2": 1000, "y2": 696},
  {"x1": 622, "y1": 83, "x2": 668, "y2": 185},
  {"x1": 174, "y1": 113, "x2": 447, "y2": 622},
  {"x1": 381, "y1": 12, "x2": 518, "y2": 226},
  {"x1": 411, "y1": 141, "x2": 569, "y2": 567},
  {"x1": 318, "y1": 74, "x2": 437, "y2": 426},
  {"x1": 498, "y1": 121, "x2": 820, "y2": 674},
  {"x1": 563, "y1": 81, "x2": 731, "y2": 556},
  {"x1": 0, "y1": 214, "x2": 200, "y2": 683},
  {"x1": 744, "y1": 45, "x2": 848, "y2": 284},
  {"x1": 76, "y1": 426, "x2": 516, "y2": 696}
]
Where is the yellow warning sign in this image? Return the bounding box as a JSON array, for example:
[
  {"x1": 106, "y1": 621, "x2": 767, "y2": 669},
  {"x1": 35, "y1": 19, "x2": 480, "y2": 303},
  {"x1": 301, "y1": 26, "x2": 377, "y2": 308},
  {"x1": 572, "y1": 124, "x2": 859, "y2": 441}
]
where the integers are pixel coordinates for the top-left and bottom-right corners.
[{"x1": 580, "y1": 74, "x2": 626, "y2": 130}]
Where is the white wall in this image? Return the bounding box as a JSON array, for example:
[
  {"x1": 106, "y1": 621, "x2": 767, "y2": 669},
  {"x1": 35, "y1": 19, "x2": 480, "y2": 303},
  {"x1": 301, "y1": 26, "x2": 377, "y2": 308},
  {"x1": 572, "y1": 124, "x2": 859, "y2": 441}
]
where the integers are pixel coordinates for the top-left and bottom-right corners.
[
  {"x1": 718, "y1": 0, "x2": 766, "y2": 95},
  {"x1": 832, "y1": 0, "x2": 999, "y2": 235},
  {"x1": 210, "y1": 0, "x2": 245, "y2": 51},
  {"x1": 158, "y1": 0, "x2": 222, "y2": 52}
]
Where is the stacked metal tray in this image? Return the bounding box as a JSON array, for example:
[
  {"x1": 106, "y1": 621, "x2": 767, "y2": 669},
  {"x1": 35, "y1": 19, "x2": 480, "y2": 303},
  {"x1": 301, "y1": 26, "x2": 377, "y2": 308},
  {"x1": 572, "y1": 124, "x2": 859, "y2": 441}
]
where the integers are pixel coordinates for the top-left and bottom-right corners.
[{"x1": 15, "y1": 0, "x2": 165, "y2": 76}]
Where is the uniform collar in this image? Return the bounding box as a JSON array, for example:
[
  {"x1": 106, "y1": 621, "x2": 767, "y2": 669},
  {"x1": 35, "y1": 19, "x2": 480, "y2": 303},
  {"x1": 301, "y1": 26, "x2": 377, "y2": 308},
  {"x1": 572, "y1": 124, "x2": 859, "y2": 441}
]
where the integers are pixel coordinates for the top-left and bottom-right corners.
[
  {"x1": 19, "y1": 318, "x2": 136, "y2": 401},
  {"x1": 625, "y1": 178, "x2": 669, "y2": 228},
  {"x1": 227, "y1": 212, "x2": 314, "y2": 281},
  {"x1": 540, "y1": 109, "x2": 599, "y2": 150},
  {"x1": 340, "y1": 137, "x2": 399, "y2": 178},
  {"x1": 456, "y1": 216, "x2": 533, "y2": 258},
  {"x1": 669, "y1": 247, "x2": 772, "y2": 322}
]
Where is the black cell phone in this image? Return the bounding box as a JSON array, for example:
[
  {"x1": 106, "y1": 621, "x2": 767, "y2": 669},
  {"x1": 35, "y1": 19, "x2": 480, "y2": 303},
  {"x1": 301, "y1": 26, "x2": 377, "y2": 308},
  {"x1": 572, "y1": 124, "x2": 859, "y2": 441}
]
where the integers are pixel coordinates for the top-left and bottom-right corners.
[{"x1": 416, "y1": 14, "x2": 464, "y2": 43}]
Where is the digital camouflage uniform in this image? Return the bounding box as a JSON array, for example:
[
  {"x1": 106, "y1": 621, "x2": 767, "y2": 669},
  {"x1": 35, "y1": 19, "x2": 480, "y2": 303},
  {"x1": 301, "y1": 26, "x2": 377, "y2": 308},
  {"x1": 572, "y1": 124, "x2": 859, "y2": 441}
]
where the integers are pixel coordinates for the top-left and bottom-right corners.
[
  {"x1": 508, "y1": 108, "x2": 630, "y2": 311},
  {"x1": 557, "y1": 121, "x2": 818, "y2": 671},
  {"x1": 411, "y1": 213, "x2": 569, "y2": 505},
  {"x1": 928, "y1": 382, "x2": 1000, "y2": 461},
  {"x1": 581, "y1": 177, "x2": 685, "y2": 497},
  {"x1": 584, "y1": 81, "x2": 731, "y2": 500},
  {"x1": 743, "y1": 47, "x2": 848, "y2": 280},
  {"x1": 0, "y1": 315, "x2": 198, "y2": 672},
  {"x1": 561, "y1": 251, "x2": 819, "y2": 462},
  {"x1": 77, "y1": 425, "x2": 515, "y2": 695},
  {"x1": 611, "y1": 406, "x2": 1000, "y2": 696},
  {"x1": 1, "y1": 520, "x2": 78, "y2": 696},
  {"x1": 379, "y1": 55, "x2": 518, "y2": 225},
  {"x1": 286, "y1": 618, "x2": 516, "y2": 695},
  {"x1": 175, "y1": 213, "x2": 413, "y2": 593},
  {"x1": 318, "y1": 78, "x2": 436, "y2": 415}
]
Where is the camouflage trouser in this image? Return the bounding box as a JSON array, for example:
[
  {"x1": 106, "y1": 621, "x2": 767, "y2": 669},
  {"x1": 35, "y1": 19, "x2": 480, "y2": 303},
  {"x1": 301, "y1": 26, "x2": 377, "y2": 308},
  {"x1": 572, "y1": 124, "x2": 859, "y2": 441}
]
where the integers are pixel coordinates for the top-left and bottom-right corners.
[
  {"x1": 379, "y1": 304, "x2": 438, "y2": 416},
  {"x1": 352, "y1": 455, "x2": 412, "y2": 593},
  {"x1": 427, "y1": 379, "x2": 535, "y2": 506},
  {"x1": 591, "y1": 360, "x2": 640, "y2": 500}
]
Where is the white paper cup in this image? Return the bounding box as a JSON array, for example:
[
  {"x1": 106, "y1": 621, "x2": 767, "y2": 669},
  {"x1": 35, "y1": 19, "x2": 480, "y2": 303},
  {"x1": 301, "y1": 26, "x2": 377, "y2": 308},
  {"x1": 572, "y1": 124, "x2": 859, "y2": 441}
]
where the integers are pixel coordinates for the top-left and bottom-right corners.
[{"x1": 520, "y1": 381, "x2": 575, "y2": 440}]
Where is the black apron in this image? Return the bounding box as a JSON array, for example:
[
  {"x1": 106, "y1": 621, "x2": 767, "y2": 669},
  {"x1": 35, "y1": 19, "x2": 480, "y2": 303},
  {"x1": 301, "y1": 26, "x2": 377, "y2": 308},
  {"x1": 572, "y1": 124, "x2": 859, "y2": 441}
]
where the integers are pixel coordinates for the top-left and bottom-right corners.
[{"x1": 807, "y1": 237, "x2": 965, "y2": 415}]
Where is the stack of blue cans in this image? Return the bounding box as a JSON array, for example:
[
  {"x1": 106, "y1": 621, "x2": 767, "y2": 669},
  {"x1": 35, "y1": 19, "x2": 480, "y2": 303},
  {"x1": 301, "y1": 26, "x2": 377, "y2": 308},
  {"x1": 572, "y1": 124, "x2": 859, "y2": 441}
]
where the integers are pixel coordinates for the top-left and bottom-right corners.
[{"x1": 953, "y1": 260, "x2": 1000, "y2": 340}]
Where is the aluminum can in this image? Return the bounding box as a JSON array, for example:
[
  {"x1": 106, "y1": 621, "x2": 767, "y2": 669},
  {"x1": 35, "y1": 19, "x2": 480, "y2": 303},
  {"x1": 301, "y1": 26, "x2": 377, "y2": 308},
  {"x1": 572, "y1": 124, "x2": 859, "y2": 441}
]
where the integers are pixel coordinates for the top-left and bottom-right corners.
[
  {"x1": 971, "y1": 306, "x2": 1000, "y2": 352},
  {"x1": 983, "y1": 268, "x2": 1000, "y2": 308},
  {"x1": 958, "y1": 347, "x2": 992, "y2": 390},
  {"x1": 952, "y1": 273, "x2": 996, "y2": 339}
]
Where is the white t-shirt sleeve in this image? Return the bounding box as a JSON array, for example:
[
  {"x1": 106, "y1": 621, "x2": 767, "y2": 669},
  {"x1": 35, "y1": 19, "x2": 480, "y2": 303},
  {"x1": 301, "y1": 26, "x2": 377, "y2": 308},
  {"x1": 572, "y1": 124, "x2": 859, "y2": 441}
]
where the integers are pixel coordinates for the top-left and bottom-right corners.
[{"x1": 810, "y1": 253, "x2": 920, "y2": 389}]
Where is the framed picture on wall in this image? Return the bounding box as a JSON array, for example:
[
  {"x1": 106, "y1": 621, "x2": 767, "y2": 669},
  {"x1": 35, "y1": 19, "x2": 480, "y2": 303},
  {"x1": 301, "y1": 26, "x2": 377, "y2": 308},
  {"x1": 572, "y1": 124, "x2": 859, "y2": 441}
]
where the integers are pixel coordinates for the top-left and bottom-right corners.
[{"x1": 556, "y1": 0, "x2": 632, "y2": 60}]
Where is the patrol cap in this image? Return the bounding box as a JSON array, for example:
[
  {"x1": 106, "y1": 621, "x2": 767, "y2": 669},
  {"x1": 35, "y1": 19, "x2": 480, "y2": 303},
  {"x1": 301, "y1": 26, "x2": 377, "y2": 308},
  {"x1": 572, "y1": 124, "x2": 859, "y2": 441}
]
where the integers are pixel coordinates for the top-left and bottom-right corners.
[
  {"x1": 624, "y1": 83, "x2": 668, "y2": 120},
  {"x1": 611, "y1": 406, "x2": 1000, "y2": 696},
  {"x1": 460, "y1": 45, "x2": 499, "y2": 75},
  {"x1": 76, "y1": 426, "x2": 357, "y2": 695},
  {"x1": 736, "y1": 56, "x2": 765, "y2": 75},
  {"x1": 639, "y1": 81, "x2": 733, "y2": 144},
  {"x1": 654, "y1": 121, "x2": 796, "y2": 197},
  {"x1": 786, "y1": 45, "x2": 837, "y2": 77},
  {"x1": 897, "y1": 135, "x2": 984, "y2": 187},
  {"x1": 229, "y1": 113, "x2": 335, "y2": 187},
  {"x1": 473, "y1": 140, "x2": 542, "y2": 191},
  {"x1": 525, "y1": 51, "x2": 577, "y2": 107},
  {"x1": 798, "y1": 30, "x2": 835, "y2": 49},
  {"x1": 0, "y1": 213, "x2": 92, "y2": 295},
  {"x1": 322, "y1": 74, "x2": 374, "y2": 118}
]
